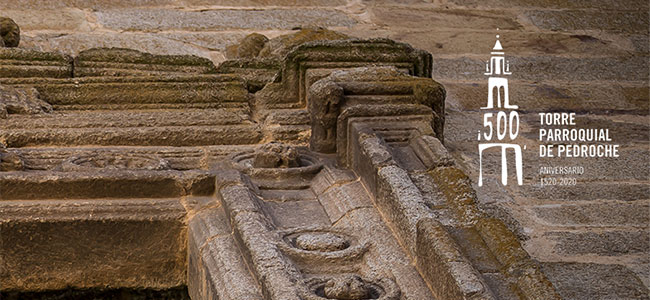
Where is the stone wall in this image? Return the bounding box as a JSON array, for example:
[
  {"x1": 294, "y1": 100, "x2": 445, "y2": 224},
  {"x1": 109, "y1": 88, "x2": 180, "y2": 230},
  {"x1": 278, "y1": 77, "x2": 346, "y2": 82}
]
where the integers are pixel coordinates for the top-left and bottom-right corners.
[{"x1": 1, "y1": 0, "x2": 648, "y2": 299}]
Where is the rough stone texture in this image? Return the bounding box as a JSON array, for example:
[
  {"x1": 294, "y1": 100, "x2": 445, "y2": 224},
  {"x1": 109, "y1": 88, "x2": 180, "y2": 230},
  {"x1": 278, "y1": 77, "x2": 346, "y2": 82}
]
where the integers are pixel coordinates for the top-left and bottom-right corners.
[
  {"x1": 0, "y1": 48, "x2": 73, "y2": 78},
  {"x1": 542, "y1": 262, "x2": 650, "y2": 300},
  {"x1": 95, "y1": 9, "x2": 356, "y2": 31},
  {"x1": 258, "y1": 27, "x2": 349, "y2": 59},
  {"x1": 226, "y1": 33, "x2": 269, "y2": 59},
  {"x1": 416, "y1": 218, "x2": 496, "y2": 300},
  {"x1": 0, "y1": 199, "x2": 187, "y2": 291},
  {"x1": 524, "y1": 10, "x2": 649, "y2": 34},
  {"x1": 0, "y1": 85, "x2": 52, "y2": 118},
  {"x1": 546, "y1": 231, "x2": 649, "y2": 256},
  {"x1": 308, "y1": 66, "x2": 445, "y2": 153},
  {"x1": 257, "y1": 38, "x2": 433, "y2": 108},
  {"x1": 0, "y1": 17, "x2": 20, "y2": 47}
]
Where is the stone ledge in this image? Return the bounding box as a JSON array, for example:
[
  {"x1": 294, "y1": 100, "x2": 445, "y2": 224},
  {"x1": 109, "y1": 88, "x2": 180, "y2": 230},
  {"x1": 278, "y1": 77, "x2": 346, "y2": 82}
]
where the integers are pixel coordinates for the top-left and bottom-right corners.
[
  {"x1": 0, "y1": 170, "x2": 214, "y2": 200},
  {"x1": 0, "y1": 198, "x2": 187, "y2": 291},
  {"x1": 187, "y1": 205, "x2": 263, "y2": 300},
  {"x1": 416, "y1": 218, "x2": 496, "y2": 300}
]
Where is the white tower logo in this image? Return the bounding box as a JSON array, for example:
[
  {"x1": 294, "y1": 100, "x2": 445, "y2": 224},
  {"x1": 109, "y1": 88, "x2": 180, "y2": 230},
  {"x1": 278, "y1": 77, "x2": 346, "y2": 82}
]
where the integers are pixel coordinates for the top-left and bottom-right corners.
[{"x1": 478, "y1": 32, "x2": 523, "y2": 187}]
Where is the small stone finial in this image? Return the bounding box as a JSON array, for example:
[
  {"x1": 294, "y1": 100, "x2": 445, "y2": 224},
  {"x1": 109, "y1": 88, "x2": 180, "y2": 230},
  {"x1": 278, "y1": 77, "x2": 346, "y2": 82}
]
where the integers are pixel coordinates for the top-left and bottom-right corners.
[{"x1": 0, "y1": 17, "x2": 20, "y2": 47}]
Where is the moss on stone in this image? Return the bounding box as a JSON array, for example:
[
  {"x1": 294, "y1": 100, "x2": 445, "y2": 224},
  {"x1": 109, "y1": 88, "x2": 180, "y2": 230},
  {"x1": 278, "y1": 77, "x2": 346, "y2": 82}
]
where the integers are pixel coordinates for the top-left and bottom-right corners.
[
  {"x1": 258, "y1": 28, "x2": 349, "y2": 59},
  {"x1": 76, "y1": 48, "x2": 215, "y2": 68}
]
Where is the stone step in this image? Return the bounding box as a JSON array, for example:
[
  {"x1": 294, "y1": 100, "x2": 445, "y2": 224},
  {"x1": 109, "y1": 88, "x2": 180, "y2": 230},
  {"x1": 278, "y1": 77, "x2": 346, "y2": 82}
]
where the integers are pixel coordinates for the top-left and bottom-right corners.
[
  {"x1": 445, "y1": 0, "x2": 649, "y2": 10},
  {"x1": 525, "y1": 10, "x2": 649, "y2": 34},
  {"x1": 525, "y1": 202, "x2": 650, "y2": 227},
  {"x1": 94, "y1": 8, "x2": 356, "y2": 32},
  {"x1": 370, "y1": 7, "x2": 523, "y2": 31},
  {"x1": 514, "y1": 182, "x2": 650, "y2": 202},
  {"x1": 541, "y1": 262, "x2": 649, "y2": 300},
  {"x1": 363, "y1": 0, "x2": 649, "y2": 10},
  {"x1": 443, "y1": 81, "x2": 648, "y2": 114},
  {"x1": 539, "y1": 229, "x2": 649, "y2": 257},
  {"x1": 433, "y1": 56, "x2": 649, "y2": 82},
  {"x1": 342, "y1": 29, "x2": 646, "y2": 57}
]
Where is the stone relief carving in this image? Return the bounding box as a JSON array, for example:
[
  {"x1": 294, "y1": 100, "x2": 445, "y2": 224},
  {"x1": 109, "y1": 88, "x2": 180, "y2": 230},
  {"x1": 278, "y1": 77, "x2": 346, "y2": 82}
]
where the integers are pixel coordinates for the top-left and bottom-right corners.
[{"x1": 55, "y1": 152, "x2": 171, "y2": 172}]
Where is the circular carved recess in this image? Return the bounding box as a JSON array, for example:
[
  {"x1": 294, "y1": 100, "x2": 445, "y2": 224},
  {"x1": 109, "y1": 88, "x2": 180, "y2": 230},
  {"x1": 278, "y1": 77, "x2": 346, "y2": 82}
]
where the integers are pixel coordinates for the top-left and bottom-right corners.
[
  {"x1": 232, "y1": 143, "x2": 322, "y2": 177},
  {"x1": 279, "y1": 228, "x2": 368, "y2": 264},
  {"x1": 295, "y1": 232, "x2": 350, "y2": 252},
  {"x1": 301, "y1": 275, "x2": 400, "y2": 300},
  {"x1": 56, "y1": 152, "x2": 170, "y2": 171}
]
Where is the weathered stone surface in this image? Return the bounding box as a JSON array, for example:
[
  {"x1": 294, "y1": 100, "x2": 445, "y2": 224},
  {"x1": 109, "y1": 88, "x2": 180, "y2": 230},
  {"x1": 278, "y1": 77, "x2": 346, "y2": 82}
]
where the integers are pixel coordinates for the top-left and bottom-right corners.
[
  {"x1": 0, "y1": 149, "x2": 24, "y2": 172},
  {"x1": 352, "y1": 30, "x2": 644, "y2": 57},
  {"x1": 350, "y1": 130, "x2": 396, "y2": 195},
  {"x1": 0, "y1": 117, "x2": 261, "y2": 148},
  {"x1": 1, "y1": 9, "x2": 88, "y2": 31},
  {"x1": 546, "y1": 231, "x2": 649, "y2": 256},
  {"x1": 0, "y1": 85, "x2": 51, "y2": 118},
  {"x1": 372, "y1": 7, "x2": 522, "y2": 30},
  {"x1": 0, "y1": 0, "x2": 177, "y2": 9},
  {"x1": 0, "y1": 170, "x2": 212, "y2": 200},
  {"x1": 179, "y1": 0, "x2": 347, "y2": 6},
  {"x1": 434, "y1": 56, "x2": 649, "y2": 82},
  {"x1": 188, "y1": 206, "x2": 263, "y2": 300},
  {"x1": 0, "y1": 48, "x2": 73, "y2": 78},
  {"x1": 446, "y1": 0, "x2": 649, "y2": 9},
  {"x1": 515, "y1": 182, "x2": 650, "y2": 202},
  {"x1": 74, "y1": 47, "x2": 217, "y2": 76},
  {"x1": 3, "y1": 287, "x2": 190, "y2": 299},
  {"x1": 226, "y1": 33, "x2": 269, "y2": 59},
  {"x1": 252, "y1": 142, "x2": 300, "y2": 168},
  {"x1": 258, "y1": 28, "x2": 349, "y2": 58},
  {"x1": 525, "y1": 10, "x2": 649, "y2": 33},
  {"x1": 541, "y1": 262, "x2": 650, "y2": 300},
  {"x1": 309, "y1": 66, "x2": 444, "y2": 153},
  {"x1": 322, "y1": 275, "x2": 377, "y2": 299},
  {"x1": 0, "y1": 199, "x2": 187, "y2": 291},
  {"x1": 0, "y1": 17, "x2": 20, "y2": 47},
  {"x1": 416, "y1": 218, "x2": 496, "y2": 300},
  {"x1": 444, "y1": 81, "x2": 649, "y2": 114},
  {"x1": 376, "y1": 164, "x2": 431, "y2": 255},
  {"x1": 95, "y1": 9, "x2": 356, "y2": 31},
  {"x1": 258, "y1": 39, "x2": 433, "y2": 108},
  {"x1": 318, "y1": 181, "x2": 373, "y2": 223},
  {"x1": 409, "y1": 135, "x2": 453, "y2": 169},
  {"x1": 0, "y1": 2, "x2": 644, "y2": 296},
  {"x1": 20, "y1": 32, "x2": 223, "y2": 64},
  {"x1": 529, "y1": 202, "x2": 649, "y2": 227}
]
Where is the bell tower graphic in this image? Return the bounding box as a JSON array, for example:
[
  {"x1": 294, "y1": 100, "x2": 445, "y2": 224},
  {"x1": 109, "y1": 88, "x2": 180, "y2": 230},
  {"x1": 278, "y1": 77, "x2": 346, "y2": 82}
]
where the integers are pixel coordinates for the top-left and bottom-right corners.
[{"x1": 478, "y1": 32, "x2": 523, "y2": 187}]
